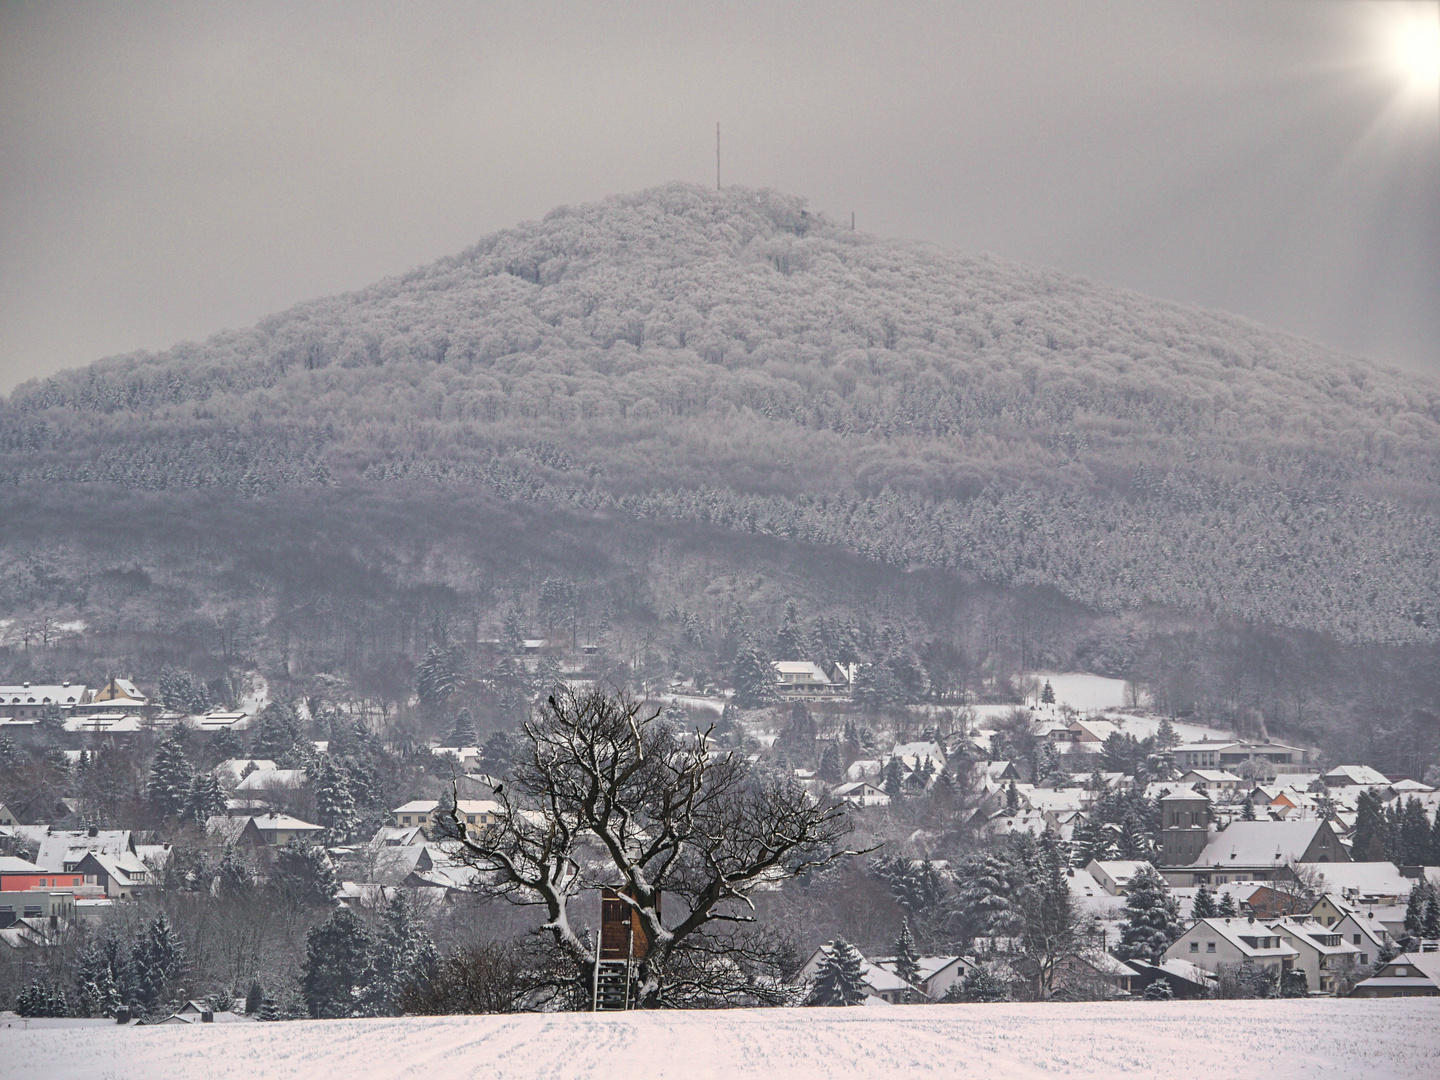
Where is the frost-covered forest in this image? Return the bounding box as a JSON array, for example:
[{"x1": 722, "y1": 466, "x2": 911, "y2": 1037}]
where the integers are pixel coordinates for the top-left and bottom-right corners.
[{"x1": 1, "y1": 183, "x2": 1438, "y2": 767}]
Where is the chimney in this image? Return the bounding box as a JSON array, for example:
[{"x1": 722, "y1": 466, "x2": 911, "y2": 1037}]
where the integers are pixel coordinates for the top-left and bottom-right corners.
[{"x1": 88, "y1": 825, "x2": 98, "y2": 837}]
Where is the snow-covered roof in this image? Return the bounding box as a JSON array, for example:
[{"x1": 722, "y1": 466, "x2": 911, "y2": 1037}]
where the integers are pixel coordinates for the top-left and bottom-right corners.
[
  {"x1": 0, "y1": 855, "x2": 39, "y2": 873},
  {"x1": 1387, "y1": 778, "x2": 1434, "y2": 793},
  {"x1": 0, "y1": 683, "x2": 89, "y2": 705},
  {"x1": 248, "y1": 813, "x2": 323, "y2": 832},
  {"x1": 1323, "y1": 765, "x2": 1390, "y2": 786},
  {"x1": 1069, "y1": 719, "x2": 1120, "y2": 742},
  {"x1": 64, "y1": 713, "x2": 143, "y2": 733},
  {"x1": 1182, "y1": 769, "x2": 1244, "y2": 783},
  {"x1": 234, "y1": 768, "x2": 306, "y2": 791},
  {"x1": 1194, "y1": 821, "x2": 1337, "y2": 866},
  {"x1": 1087, "y1": 860, "x2": 1153, "y2": 885},
  {"x1": 213, "y1": 759, "x2": 278, "y2": 786},
  {"x1": 1297, "y1": 861, "x2": 1415, "y2": 902},
  {"x1": 34, "y1": 829, "x2": 134, "y2": 870}
]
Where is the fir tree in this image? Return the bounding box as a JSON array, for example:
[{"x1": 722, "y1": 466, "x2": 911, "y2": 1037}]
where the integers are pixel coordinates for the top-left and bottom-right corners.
[
  {"x1": 37, "y1": 702, "x2": 66, "y2": 740},
  {"x1": 1351, "y1": 788, "x2": 1385, "y2": 860},
  {"x1": 893, "y1": 918, "x2": 921, "y2": 995},
  {"x1": 312, "y1": 757, "x2": 358, "y2": 843},
  {"x1": 1155, "y1": 718, "x2": 1181, "y2": 751},
  {"x1": 818, "y1": 742, "x2": 844, "y2": 785},
  {"x1": 1116, "y1": 865, "x2": 1184, "y2": 965},
  {"x1": 368, "y1": 890, "x2": 440, "y2": 1014},
  {"x1": 449, "y1": 707, "x2": 478, "y2": 747},
  {"x1": 256, "y1": 995, "x2": 282, "y2": 1021},
  {"x1": 183, "y1": 770, "x2": 227, "y2": 822},
  {"x1": 146, "y1": 735, "x2": 192, "y2": 818},
  {"x1": 303, "y1": 906, "x2": 379, "y2": 1018},
  {"x1": 252, "y1": 700, "x2": 303, "y2": 761},
  {"x1": 416, "y1": 643, "x2": 466, "y2": 709},
  {"x1": 75, "y1": 939, "x2": 123, "y2": 1017},
  {"x1": 806, "y1": 939, "x2": 868, "y2": 1006},
  {"x1": 732, "y1": 645, "x2": 778, "y2": 707},
  {"x1": 882, "y1": 756, "x2": 907, "y2": 801},
  {"x1": 1191, "y1": 880, "x2": 1217, "y2": 920},
  {"x1": 245, "y1": 980, "x2": 263, "y2": 1014},
  {"x1": 1431, "y1": 806, "x2": 1440, "y2": 866},
  {"x1": 1040, "y1": 680, "x2": 1055, "y2": 705},
  {"x1": 130, "y1": 912, "x2": 185, "y2": 1014},
  {"x1": 270, "y1": 839, "x2": 339, "y2": 907},
  {"x1": 1005, "y1": 779, "x2": 1020, "y2": 815},
  {"x1": 1399, "y1": 797, "x2": 1431, "y2": 866},
  {"x1": 1216, "y1": 892, "x2": 1239, "y2": 918},
  {"x1": 1424, "y1": 895, "x2": 1440, "y2": 940},
  {"x1": 479, "y1": 729, "x2": 518, "y2": 777},
  {"x1": 1241, "y1": 797, "x2": 1256, "y2": 821}
]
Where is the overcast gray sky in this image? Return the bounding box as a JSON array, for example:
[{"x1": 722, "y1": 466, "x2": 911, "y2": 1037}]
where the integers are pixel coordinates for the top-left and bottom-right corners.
[{"x1": 2, "y1": 0, "x2": 1437, "y2": 393}]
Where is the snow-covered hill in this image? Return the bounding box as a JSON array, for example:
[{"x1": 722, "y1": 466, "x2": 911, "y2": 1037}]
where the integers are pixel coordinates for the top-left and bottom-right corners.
[{"x1": 4, "y1": 1001, "x2": 1437, "y2": 1080}]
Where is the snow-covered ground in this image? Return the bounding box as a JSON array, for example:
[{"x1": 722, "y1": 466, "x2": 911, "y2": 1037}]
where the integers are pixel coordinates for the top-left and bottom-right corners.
[
  {"x1": 1033, "y1": 671, "x2": 1130, "y2": 712},
  {"x1": 3, "y1": 1001, "x2": 1436, "y2": 1080}
]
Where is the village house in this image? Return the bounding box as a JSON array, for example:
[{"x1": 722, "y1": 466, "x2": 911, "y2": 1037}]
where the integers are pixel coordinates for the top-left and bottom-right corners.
[
  {"x1": 1085, "y1": 860, "x2": 1154, "y2": 897},
  {"x1": 1349, "y1": 952, "x2": 1440, "y2": 997},
  {"x1": 1322, "y1": 765, "x2": 1391, "y2": 789},
  {"x1": 240, "y1": 813, "x2": 324, "y2": 846},
  {"x1": 392, "y1": 799, "x2": 503, "y2": 840},
  {"x1": 71, "y1": 850, "x2": 153, "y2": 899},
  {"x1": 1267, "y1": 917, "x2": 1362, "y2": 994},
  {"x1": 1164, "y1": 916, "x2": 1299, "y2": 977},
  {"x1": 796, "y1": 944, "x2": 928, "y2": 1004},
  {"x1": 0, "y1": 855, "x2": 93, "y2": 895},
  {"x1": 1163, "y1": 819, "x2": 1350, "y2": 887},
  {"x1": 1173, "y1": 739, "x2": 1312, "y2": 773},
  {"x1": 830, "y1": 781, "x2": 890, "y2": 808},
  {"x1": 1180, "y1": 769, "x2": 1245, "y2": 793},
  {"x1": 0, "y1": 682, "x2": 90, "y2": 718},
  {"x1": 771, "y1": 660, "x2": 855, "y2": 699}
]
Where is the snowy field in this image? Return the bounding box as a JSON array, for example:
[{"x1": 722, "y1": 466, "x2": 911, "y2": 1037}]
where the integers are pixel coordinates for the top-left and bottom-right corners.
[{"x1": 4, "y1": 1001, "x2": 1437, "y2": 1080}]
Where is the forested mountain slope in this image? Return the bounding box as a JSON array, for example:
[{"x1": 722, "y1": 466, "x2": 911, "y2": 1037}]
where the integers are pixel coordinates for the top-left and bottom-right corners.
[{"x1": 4, "y1": 183, "x2": 1439, "y2": 645}]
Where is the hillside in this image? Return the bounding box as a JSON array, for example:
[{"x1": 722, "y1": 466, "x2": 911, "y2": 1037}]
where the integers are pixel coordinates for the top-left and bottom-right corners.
[
  {"x1": 5, "y1": 183, "x2": 1437, "y2": 647},
  {"x1": 5, "y1": 1000, "x2": 1436, "y2": 1080}
]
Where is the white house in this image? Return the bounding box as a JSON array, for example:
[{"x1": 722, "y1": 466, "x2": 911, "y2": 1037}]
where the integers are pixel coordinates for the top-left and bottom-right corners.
[
  {"x1": 830, "y1": 782, "x2": 890, "y2": 808},
  {"x1": 1164, "y1": 916, "x2": 1300, "y2": 977},
  {"x1": 1266, "y1": 917, "x2": 1361, "y2": 994}
]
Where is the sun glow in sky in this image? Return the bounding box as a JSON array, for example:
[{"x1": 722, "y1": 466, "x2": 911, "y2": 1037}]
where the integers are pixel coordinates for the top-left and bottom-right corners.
[{"x1": 1377, "y1": 1, "x2": 1440, "y2": 100}]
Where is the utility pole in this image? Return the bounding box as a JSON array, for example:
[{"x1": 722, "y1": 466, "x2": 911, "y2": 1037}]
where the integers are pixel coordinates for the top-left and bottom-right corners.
[{"x1": 716, "y1": 122, "x2": 721, "y2": 190}]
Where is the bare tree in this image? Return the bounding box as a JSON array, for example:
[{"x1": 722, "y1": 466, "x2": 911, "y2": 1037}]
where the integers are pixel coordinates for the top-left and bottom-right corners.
[{"x1": 441, "y1": 686, "x2": 855, "y2": 1007}]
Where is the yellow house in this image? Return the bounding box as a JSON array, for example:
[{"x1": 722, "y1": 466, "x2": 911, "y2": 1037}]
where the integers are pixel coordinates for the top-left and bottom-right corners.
[{"x1": 392, "y1": 799, "x2": 503, "y2": 840}]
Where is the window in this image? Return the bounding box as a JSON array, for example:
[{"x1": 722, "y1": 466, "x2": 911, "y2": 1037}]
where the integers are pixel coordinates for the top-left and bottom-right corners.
[
  {"x1": 1207, "y1": 942, "x2": 1217, "y2": 953},
  {"x1": 1189, "y1": 942, "x2": 1199, "y2": 954},
  {"x1": 1396, "y1": 966, "x2": 1408, "y2": 976},
  {"x1": 1353, "y1": 935, "x2": 1362, "y2": 945},
  {"x1": 467, "y1": 816, "x2": 476, "y2": 824},
  {"x1": 1360, "y1": 954, "x2": 1368, "y2": 965},
  {"x1": 402, "y1": 816, "x2": 411, "y2": 824},
  {"x1": 72, "y1": 878, "x2": 79, "y2": 886}
]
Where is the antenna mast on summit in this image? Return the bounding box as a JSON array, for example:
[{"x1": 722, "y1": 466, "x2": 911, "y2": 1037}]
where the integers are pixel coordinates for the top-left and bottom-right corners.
[{"x1": 716, "y1": 122, "x2": 721, "y2": 190}]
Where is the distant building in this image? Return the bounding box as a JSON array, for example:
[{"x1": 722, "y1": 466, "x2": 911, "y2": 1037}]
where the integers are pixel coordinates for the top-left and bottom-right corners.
[
  {"x1": 1172, "y1": 740, "x2": 1311, "y2": 773},
  {"x1": 0, "y1": 682, "x2": 89, "y2": 718},
  {"x1": 772, "y1": 661, "x2": 854, "y2": 698},
  {"x1": 1350, "y1": 953, "x2": 1440, "y2": 998}
]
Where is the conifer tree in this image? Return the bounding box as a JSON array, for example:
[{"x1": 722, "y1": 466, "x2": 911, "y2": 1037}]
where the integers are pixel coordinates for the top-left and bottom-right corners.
[
  {"x1": 130, "y1": 912, "x2": 185, "y2": 1014},
  {"x1": 1191, "y1": 880, "x2": 1217, "y2": 920},
  {"x1": 368, "y1": 890, "x2": 440, "y2": 1014},
  {"x1": 1399, "y1": 797, "x2": 1430, "y2": 866},
  {"x1": 956, "y1": 963, "x2": 1009, "y2": 1002},
  {"x1": 270, "y1": 839, "x2": 339, "y2": 907},
  {"x1": 1040, "y1": 680, "x2": 1055, "y2": 705},
  {"x1": 146, "y1": 735, "x2": 192, "y2": 818},
  {"x1": 882, "y1": 756, "x2": 907, "y2": 801},
  {"x1": 1351, "y1": 788, "x2": 1385, "y2": 860},
  {"x1": 1241, "y1": 796, "x2": 1256, "y2": 821},
  {"x1": 893, "y1": 918, "x2": 921, "y2": 995},
  {"x1": 302, "y1": 906, "x2": 379, "y2": 1018},
  {"x1": 1116, "y1": 865, "x2": 1184, "y2": 964},
  {"x1": 183, "y1": 770, "x2": 227, "y2": 822},
  {"x1": 818, "y1": 742, "x2": 844, "y2": 785},
  {"x1": 449, "y1": 707, "x2": 478, "y2": 747},
  {"x1": 1005, "y1": 779, "x2": 1020, "y2": 814},
  {"x1": 312, "y1": 757, "x2": 358, "y2": 843},
  {"x1": 1430, "y1": 806, "x2": 1440, "y2": 866},
  {"x1": 1424, "y1": 894, "x2": 1440, "y2": 940},
  {"x1": 1216, "y1": 892, "x2": 1239, "y2": 918},
  {"x1": 806, "y1": 939, "x2": 868, "y2": 1006},
  {"x1": 732, "y1": 644, "x2": 778, "y2": 707}
]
